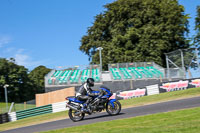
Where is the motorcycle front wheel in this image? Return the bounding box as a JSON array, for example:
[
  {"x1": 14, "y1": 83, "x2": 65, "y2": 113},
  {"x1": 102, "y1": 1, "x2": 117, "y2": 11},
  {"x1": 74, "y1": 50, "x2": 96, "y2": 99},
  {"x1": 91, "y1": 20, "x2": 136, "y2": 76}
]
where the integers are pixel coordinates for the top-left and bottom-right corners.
[
  {"x1": 106, "y1": 100, "x2": 121, "y2": 115},
  {"x1": 68, "y1": 109, "x2": 85, "y2": 122}
]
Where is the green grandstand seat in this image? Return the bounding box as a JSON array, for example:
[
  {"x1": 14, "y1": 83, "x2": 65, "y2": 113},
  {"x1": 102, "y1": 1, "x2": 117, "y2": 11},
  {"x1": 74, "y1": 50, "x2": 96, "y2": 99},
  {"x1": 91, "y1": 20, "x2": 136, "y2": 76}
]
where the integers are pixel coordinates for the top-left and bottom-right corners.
[
  {"x1": 55, "y1": 70, "x2": 63, "y2": 77},
  {"x1": 48, "y1": 70, "x2": 64, "y2": 84},
  {"x1": 48, "y1": 71, "x2": 57, "y2": 84},
  {"x1": 137, "y1": 67, "x2": 153, "y2": 78},
  {"x1": 80, "y1": 69, "x2": 91, "y2": 83},
  {"x1": 119, "y1": 68, "x2": 132, "y2": 79},
  {"x1": 91, "y1": 68, "x2": 100, "y2": 82},
  {"x1": 110, "y1": 68, "x2": 121, "y2": 80},
  {"x1": 62, "y1": 75, "x2": 70, "y2": 83},
  {"x1": 146, "y1": 66, "x2": 160, "y2": 78},
  {"x1": 128, "y1": 67, "x2": 142, "y2": 79},
  {"x1": 146, "y1": 66, "x2": 164, "y2": 78},
  {"x1": 70, "y1": 70, "x2": 81, "y2": 83},
  {"x1": 48, "y1": 79, "x2": 52, "y2": 84},
  {"x1": 58, "y1": 70, "x2": 72, "y2": 84}
]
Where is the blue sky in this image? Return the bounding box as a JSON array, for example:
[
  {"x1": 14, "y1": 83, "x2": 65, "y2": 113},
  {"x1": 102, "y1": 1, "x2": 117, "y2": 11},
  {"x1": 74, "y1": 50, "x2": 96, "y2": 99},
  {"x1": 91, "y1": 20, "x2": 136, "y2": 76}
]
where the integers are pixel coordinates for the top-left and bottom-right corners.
[{"x1": 0, "y1": 0, "x2": 199, "y2": 71}]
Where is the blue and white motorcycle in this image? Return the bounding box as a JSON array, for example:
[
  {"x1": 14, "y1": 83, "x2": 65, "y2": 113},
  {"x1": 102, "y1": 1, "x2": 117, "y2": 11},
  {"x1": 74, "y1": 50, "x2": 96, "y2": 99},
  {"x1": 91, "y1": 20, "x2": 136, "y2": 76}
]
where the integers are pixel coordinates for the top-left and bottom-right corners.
[{"x1": 66, "y1": 86, "x2": 121, "y2": 122}]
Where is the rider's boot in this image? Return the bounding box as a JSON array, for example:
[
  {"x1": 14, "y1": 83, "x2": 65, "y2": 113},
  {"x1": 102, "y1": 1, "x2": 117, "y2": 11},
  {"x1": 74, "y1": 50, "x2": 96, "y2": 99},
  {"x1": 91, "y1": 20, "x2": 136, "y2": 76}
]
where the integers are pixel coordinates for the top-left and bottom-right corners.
[
  {"x1": 81, "y1": 104, "x2": 92, "y2": 114},
  {"x1": 81, "y1": 103, "x2": 88, "y2": 112},
  {"x1": 87, "y1": 105, "x2": 92, "y2": 115}
]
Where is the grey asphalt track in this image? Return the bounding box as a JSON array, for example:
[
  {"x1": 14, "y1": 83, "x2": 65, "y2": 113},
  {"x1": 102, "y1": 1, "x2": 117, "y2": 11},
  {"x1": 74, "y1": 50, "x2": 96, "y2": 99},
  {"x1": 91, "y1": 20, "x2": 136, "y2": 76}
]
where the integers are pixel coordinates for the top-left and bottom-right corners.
[{"x1": 1, "y1": 96, "x2": 200, "y2": 133}]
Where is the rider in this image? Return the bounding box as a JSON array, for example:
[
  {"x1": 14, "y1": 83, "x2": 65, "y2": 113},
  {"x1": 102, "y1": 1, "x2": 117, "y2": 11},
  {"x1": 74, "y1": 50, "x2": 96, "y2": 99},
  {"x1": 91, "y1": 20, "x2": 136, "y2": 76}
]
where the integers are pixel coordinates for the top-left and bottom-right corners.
[{"x1": 76, "y1": 78, "x2": 99, "y2": 113}]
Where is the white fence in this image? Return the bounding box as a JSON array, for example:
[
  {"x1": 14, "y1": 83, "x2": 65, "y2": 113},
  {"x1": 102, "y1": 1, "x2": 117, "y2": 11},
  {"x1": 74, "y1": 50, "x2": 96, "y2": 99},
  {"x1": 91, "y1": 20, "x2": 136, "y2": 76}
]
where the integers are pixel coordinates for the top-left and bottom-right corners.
[{"x1": 52, "y1": 101, "x2": 69, "y2": 113}]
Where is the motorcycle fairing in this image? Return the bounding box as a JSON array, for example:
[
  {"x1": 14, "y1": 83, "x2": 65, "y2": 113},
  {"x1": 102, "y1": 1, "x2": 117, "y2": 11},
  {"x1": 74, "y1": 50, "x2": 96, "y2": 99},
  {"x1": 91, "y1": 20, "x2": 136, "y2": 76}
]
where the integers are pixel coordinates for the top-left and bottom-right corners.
[
  {"x1": 108, "y1": 99, "x2": 116, "y2": 108},
  {"x1": 100, "y1": 87, "x2": 112, "y2": 98},
  {"x1": 68, "y1": 97, "x2": 84, "y2": 104}
]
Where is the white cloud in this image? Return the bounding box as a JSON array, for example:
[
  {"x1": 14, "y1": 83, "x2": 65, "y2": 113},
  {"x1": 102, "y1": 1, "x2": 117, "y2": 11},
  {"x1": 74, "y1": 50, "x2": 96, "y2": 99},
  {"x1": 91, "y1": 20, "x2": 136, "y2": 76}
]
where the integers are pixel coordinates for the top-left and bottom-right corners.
[
  {"x1": 0, "y1": 35, "x2": 50, "y2": 70},
  {"x1": 14, "y1": 52, "x2": 42, "y2": 69},
  {"x1": 15, "y1": 53, "x2": 29, "y2": 66},
  {"x1": 13, "y1": 49, "x2": 52, "y2": 70},
  {"x1": 3, "y1": 48, "x2": 44, "y2": 70},
  {"x1": 0, "y1": 36, "x2": 11, "y2": 48}
]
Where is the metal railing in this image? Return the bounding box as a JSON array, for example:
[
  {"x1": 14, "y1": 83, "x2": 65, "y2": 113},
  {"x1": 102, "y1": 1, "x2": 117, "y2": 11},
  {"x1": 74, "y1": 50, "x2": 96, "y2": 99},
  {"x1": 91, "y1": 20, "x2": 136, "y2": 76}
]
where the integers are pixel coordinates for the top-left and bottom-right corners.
[{"x1": 16, "y1": 104, "x2": 52, "y2": 120}]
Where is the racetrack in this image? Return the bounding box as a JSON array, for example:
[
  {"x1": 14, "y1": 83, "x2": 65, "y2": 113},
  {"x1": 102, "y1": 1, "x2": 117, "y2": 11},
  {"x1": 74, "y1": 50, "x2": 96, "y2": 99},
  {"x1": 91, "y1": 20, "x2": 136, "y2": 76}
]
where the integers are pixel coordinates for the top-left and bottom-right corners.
[{"x1": 1, "y1": 96, "x2": 200, "y2": 133}]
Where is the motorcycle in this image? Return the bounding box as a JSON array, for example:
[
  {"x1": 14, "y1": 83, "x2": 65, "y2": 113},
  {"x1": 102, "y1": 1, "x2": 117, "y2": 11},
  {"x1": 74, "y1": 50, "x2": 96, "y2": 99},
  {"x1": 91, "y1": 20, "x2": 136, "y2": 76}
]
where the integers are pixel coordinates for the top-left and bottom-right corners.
[{"x1": 66, "y1": 86, "x2": 121, "y2": 122}]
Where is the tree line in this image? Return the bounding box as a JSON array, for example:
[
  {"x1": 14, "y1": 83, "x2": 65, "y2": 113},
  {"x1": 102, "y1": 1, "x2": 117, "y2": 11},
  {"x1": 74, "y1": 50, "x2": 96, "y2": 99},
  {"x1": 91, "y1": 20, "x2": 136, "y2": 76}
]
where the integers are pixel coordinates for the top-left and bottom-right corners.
[{"x1": 0, "y1": 58, "x2": 51, "y2": 103}]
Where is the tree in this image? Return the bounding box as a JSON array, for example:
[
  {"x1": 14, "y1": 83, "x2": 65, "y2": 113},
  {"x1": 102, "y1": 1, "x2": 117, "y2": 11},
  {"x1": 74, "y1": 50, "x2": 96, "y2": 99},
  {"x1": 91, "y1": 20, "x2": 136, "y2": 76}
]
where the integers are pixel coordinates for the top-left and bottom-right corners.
[
  {"x1": 0, "y1": 59, "x2": 51, "y2": 103},
  {"x1": 194, "y1": 6, "x2": 200, "y2": 50},
  {"x1": 28, "y1": 66, "x2": 51, "y2": 94},
  {"x1": 80, "y1": 0, "x2": 189, "y2": 70},
  {"x1": 0, "y1": 58, "x2": 33, "y2": 102}
]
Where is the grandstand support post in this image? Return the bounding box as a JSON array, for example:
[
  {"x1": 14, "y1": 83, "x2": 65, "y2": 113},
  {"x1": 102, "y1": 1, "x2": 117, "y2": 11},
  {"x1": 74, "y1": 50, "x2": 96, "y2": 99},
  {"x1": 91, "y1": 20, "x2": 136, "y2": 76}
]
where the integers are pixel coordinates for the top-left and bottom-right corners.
[
  {"x1": 97, "y1": 47, "x2": 103, "y2": 72},
  {"x1": 195, "y1": 48, "x2": 200, "y2": 72},
  {"x1": 180, "y1": 49, "x2": 186, "y2": 79},
  {"x1": 3, "y1": 84, "x2": 9, "y2": 112},
  {"x1": 165, "y1": 54, "x2": 170, "y2": 79},
  {"x1": 130, "y1": 80, "x2": 133, "y2": 89}
]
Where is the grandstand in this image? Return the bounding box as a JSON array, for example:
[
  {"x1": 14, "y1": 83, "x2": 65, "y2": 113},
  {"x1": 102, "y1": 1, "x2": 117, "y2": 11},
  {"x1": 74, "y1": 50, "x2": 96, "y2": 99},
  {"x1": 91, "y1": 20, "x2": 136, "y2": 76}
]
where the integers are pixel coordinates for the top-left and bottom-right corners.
[
  {"x1": 45, "y1": 62, "x2": 184, "y2": 88},
  {"x1": 108, "y1": 62, "x2": 164, "y2": 80},
  {"x1": 44, "y1": 62, "x2": 186, "y2": 94},
  {"x1": 45, "y1": 65, "x2": 102, "y2": 86}
]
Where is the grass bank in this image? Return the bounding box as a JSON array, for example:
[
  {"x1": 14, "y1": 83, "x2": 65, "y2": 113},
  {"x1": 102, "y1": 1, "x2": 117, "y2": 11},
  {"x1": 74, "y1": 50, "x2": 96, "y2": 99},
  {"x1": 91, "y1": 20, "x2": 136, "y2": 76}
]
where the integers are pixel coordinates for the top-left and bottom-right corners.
[
  {"x1": 0, "y1": 111, "x2": 68, "y2": 132},
  {"x1": 43, "y1": 107, "x2": 200, "y2": 133},
  {"x1": 0, "y1": 103, "x2": 35, "y2": 114}
]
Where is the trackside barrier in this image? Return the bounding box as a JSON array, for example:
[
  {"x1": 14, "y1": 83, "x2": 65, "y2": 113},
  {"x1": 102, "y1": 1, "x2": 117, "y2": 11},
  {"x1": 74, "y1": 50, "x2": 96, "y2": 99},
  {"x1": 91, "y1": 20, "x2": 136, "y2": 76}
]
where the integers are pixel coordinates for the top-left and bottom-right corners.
[
  {"x1": 7, "y1": 102, "x2": 68, "y2": 122},
  {"x1": 0, "y1": 113, "x2": 9, "y2": 124},
  {"x1": 52, "y1": 101, "x2": 68, "y2": 113},
  {"x1": 115, "y1": 78, "x2": 200, "y2": 100},
  {"x1": 16, "y1": 104, "x2": 52, "y2": 120},
  {"x1": 8, "y1": 112, "x2": 17, "y2": 122},
  {"x1": 146, "y1": 84, "x2": 159, "y2": 95}
]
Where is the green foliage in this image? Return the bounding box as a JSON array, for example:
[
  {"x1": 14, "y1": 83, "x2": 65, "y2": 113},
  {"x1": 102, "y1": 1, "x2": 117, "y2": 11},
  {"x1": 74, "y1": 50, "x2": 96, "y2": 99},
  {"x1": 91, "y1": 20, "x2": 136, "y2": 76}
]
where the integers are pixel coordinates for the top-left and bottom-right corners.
[
  {"x1": 80, "y1": 0, "x2": 189, "y2": 70},
  {"x1": 0, "y1": 58, "x2": 33, "y2": 102},
  {"x1": 28, "y1": 66, "x2": 51, "y2": 94},
  {"x1": 194, "y1": 6, "x2": 200, "y2": 51},
  {"x1": 0, "y1": 58, "x2": 51, "y2": 103}
]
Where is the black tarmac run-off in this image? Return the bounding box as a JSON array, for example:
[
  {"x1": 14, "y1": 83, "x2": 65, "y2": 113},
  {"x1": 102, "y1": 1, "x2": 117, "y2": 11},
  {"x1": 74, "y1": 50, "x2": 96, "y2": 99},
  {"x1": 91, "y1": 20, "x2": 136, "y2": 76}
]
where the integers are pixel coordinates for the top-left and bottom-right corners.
[{"x1": 1, "y1": 96, "x2": 200, "y2": 133}]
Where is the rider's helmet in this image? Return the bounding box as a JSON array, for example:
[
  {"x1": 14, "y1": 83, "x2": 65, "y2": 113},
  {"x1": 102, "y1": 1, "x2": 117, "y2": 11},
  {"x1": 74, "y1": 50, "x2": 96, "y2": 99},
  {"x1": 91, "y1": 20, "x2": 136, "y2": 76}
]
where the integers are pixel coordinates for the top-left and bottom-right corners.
[{"x1": 87, "y1": 78, "x2": 95, "y2": 87}]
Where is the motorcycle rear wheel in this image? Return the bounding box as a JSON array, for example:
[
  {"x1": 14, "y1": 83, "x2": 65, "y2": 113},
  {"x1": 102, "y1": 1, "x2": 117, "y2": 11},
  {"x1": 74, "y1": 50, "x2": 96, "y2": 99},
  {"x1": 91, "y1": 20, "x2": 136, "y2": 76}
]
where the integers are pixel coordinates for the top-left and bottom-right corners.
[{"x1": 68, "y1": 109, "x2": 85, "y2": 122}]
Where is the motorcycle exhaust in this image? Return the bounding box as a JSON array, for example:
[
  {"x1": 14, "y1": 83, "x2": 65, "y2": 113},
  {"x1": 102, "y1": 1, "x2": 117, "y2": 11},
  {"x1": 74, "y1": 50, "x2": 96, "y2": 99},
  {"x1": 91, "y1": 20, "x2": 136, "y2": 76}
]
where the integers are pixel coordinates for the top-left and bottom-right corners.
[
  {"x1": 66, "y1": 103, "x2": 84, "y2": 116},
  {"x1": 66, "y1": 103, "x2": 79, "y2": 111}
]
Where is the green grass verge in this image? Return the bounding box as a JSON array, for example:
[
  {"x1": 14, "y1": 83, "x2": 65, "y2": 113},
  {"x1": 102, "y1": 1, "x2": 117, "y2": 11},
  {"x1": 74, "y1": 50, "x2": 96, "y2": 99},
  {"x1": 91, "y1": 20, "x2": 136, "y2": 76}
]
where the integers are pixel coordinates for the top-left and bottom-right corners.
[
  {"x1": 0, "y1": 103, "x2": 35, "y2": 114},
  {"x1": 0, "y1": 110, "x2": 68, "y2": 132},
  {"x1": 42, "y1": 107, "x2": 200, "y2": 133},
  {"x1": 0, "y1": 87, "x2": 200, "y2": 131}
]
